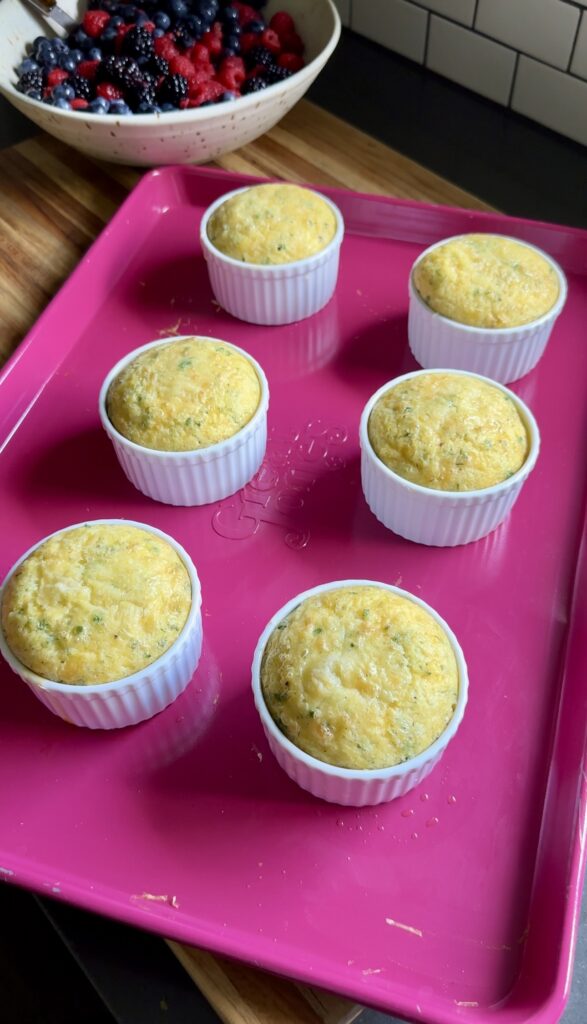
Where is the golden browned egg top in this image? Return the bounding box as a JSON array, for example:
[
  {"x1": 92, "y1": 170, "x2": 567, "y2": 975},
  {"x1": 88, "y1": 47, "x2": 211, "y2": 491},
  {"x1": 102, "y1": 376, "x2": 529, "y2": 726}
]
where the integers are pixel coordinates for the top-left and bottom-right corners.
[
  {"x1": 261, "y1": 585, "x2": 459, "y2": 770},
  {"x1": 1, "y1": 524, "x2": 191, "y2": 685},
  {"x1": 413, "y1": 234, "x2": 559, "y2": 328},
  {"x1": 368, "y1": 372, "x2": 528, "y2": 491},
  {"x1": 107, "y1": 337, "x2": 261, "y2": 452},
  {"x1": 207, "y1": 184, "x2": 337, "y2": 265}
]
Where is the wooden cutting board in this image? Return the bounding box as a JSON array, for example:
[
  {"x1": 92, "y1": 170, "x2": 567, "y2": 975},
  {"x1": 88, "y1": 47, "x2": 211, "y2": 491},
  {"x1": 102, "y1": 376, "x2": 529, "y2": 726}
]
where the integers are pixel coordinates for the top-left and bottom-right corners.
[{"x1": 0, "y1": 98, "x2": 490, "y2": 1024}]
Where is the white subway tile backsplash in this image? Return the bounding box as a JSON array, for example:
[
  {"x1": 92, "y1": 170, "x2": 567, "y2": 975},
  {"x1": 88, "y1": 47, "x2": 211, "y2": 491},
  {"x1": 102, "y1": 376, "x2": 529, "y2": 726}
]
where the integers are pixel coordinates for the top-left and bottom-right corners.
[
  {"x1": 427, "y1": 15, "x2": 516, "y2": 105},
  {"x1": 476, "y1": 0, "x2": 579, "y2": 70},
  {"x1": 512, "y1": 55, "x2": 587, "y2": 145},
  {"x1": 412, "y1": 0, "x2": 475, "y2": 26},
  {"x1": 332, "y1": 0, "x2": 351, "y2": 27},
  {"x1": 570, "y1": 14, "x2": 587, "y2": 79},
  {"x1": 351, "y1": 0, "x2": 428, "y2": 64}
]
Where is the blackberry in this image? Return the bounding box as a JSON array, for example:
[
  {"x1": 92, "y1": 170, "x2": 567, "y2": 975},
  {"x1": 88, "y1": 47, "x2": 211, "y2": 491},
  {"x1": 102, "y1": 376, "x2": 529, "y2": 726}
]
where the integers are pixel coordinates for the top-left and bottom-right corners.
[
  {"x1": 266, "y1": 65, "x2": 292, "y2": 84},
  {"x1": 148, "y1": 54, "x2": 169, "y2": 76},
  {"x1": 246, "y1": 45, "x2": 274, "y2": 69},
  {"x1": 70, "y1": 74, "x2": 93, "y2": 99},
  {"x1": 17, "y1": 68, "x2": 44, "y2": 94},
  {"x1": 126, "y1": 82, "x2": 156, "y2": 109},
  {"x1": 122, "y1": 26, "x2": 154, "y2": 59},
  {"x1": 242, "y1": 75, "x2": 268, "y2": 94},
  {"x1": 174, "y1": 25, "x2": 195, "y2": 50},
  {"x1": 157, "y1": 72, "x2": 188, "y2": 104},
  {"x1": 99, "y1": 54, "x2": 142, "y2": 88}
]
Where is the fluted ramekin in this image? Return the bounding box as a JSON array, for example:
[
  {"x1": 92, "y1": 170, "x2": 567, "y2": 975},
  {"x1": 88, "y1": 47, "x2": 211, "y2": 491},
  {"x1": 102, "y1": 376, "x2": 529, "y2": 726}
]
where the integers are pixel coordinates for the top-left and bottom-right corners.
[
  {"x1": 99, "y1": 335, "x2": 269, "y2": 506},
  {"x1": 408, "y1": 235, "x2": 567, "y2": 384},
  {"x1": 200, "y1": 186, "x2": 344, "y2": 326},
  {"x1": 0, "y1": 519, "x2": 202, "y2": 729},
  {"x1": 360, "y1": 369, "x2": 540, "y2": 547},
  {"x1": 252, "y1": 580, "x2": 468, "y2": 806}
]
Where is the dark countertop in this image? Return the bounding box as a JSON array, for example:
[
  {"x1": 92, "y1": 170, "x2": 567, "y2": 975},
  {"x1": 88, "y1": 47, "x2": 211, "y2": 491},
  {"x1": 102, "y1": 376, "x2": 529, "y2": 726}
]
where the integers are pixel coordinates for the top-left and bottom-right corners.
[{"x1": 0, "y1": 26, "x2": 586, "y2": 1024}]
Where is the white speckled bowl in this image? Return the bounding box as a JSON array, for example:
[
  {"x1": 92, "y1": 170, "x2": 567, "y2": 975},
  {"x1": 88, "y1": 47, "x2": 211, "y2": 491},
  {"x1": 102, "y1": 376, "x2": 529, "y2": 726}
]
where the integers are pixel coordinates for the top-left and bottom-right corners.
[
  {"x1": 99, "y1": 335, "x2": 270, "y2": 506},
  {"x1": 0, "y1": 519, "x2": 203, "y2": 729},
  {"x1": 0, "y1": 0, "x2": 340, "y2": 166},
  {"x1": 252, "y1": 579, "x2": 468, "y2": 806}
]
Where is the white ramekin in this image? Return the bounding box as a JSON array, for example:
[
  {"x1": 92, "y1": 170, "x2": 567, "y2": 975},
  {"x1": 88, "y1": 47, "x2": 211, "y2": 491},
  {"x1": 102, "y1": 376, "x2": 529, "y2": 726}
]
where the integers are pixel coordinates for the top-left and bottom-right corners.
[
  {"x1": 360, "y1": 368, "x2": 540, "y2": 547},
  {"x1": 0, "y1": 519, "x2": 203, "y2": 730},
  {"x1": 408, "y1": 235, "x2": 567, "y2": 384},
  {"x1": 252, "y1": 580, "x2": 468, "y2": 807},
  {"x1": 199, "y1": 186, "x2": 345, "y2": 326},
  {"x1": 99, "y1": 336, "x2": 269, "y2": 506}
]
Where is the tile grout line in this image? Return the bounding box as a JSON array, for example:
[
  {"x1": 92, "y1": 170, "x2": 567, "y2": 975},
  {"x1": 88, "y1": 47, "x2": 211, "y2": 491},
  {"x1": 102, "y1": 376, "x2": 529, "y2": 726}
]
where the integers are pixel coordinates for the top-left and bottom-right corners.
[
  {"x1": 507, "y1": 51, "x2": 521, "y2": 107},
  {"x1": 473, "y1": 0, "x2": 480, "y2": 28},
  {"x1": 422, "y1": 10, "x2": 431, "y2": 66},
  {"x1": 567, "y1": 9, "x2": 583, "y2": 71}
]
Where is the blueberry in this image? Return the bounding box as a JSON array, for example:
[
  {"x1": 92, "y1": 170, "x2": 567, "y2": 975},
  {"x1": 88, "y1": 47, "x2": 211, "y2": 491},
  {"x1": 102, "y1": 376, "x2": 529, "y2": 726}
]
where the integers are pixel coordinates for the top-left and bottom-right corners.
[
  {"x1": 100, "y1": 27, "x2": 118, "y2": 46},
  {"x1": 17, "y1": 58, "x2": 39, "y2": 75},
  {"x1": 222, "y1": 5, "x2": 239, "y2": 24},
  {"x1": 220, "y1": 89, "x2": 238, "y2": 101},
  {"x1": 33, "y1": 38, "x2": 55, "y2": 62},
  {"x1": 52, "y1": 38, "x2": 69, "y2": 53},
  {"x1": 167, "y1": 0, "x2": 189, "y2": 18},
  {"x1": 137, "y1": 101, "x2": 160, "y2": 112},
  {"x1": 153, "y1": 10, "x2": 170, "y2": 28},
  {"x1": 73, "y1": 28, "x2": 91, "y2": 48},
  {"x1": 183, "y1": 14, "x2": 203, "y2": 35},
  {"x1": 53, "y1": 83, "x2": 75, "y2": 100},
  {"x1": 160, "y1": 101, "x2": 175, "y2": 111},
  {"x1": 89, "y1": 97, "x2": 110, "y2": 112},
  {"x1": 59, "y1": 55, "x2": 77, "y2": 72},
  {"x1": 53, "y1": 97, "x2": 72, "y2": 109},
  {"x1": 28, "y1": 89, "x2": 43, "y2": 101},
  {"x1": 244, "y1": 17, "x2": 264, "y2": 32},
  {"x1": 136, "y1": 13, "x2": 150, "y2": 25},
  {"x1": 88, "y1": 47, "x2": 102, "y2": 60},
  {"x1": 120, "y1": 4, "x2": 138, "y2": 19},
  {"x1": 110, "y1": 15, "x2": 124, "y2": 26},
  {"x1": 109, "y1": 99, "x2": 131, "y2": 114},
  {"x1": 224, "y1": 32, "x2": 240, "y2": 51}
]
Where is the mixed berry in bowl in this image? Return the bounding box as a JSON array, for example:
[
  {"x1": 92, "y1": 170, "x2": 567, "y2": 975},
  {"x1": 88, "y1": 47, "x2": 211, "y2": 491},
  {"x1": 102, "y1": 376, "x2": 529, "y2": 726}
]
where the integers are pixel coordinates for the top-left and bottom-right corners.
[{"x1": 14, "y1": 1, "x2": 305, "y2": 114}]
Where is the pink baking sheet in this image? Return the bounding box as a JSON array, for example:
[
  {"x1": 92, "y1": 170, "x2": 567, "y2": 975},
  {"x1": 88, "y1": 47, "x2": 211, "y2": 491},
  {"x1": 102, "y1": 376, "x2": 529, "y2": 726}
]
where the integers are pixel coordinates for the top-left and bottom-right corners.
[{"x1": 1, "y1": 166, "x2": 586, "y2": 1024}]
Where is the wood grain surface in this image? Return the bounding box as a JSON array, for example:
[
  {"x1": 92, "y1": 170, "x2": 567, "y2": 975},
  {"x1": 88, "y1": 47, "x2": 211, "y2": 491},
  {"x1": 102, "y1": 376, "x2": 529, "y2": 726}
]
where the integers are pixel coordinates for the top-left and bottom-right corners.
[
  {"x1": 0, "y1": 99, "x2": 491, "y2": 367},
  {"x1": 0, "y1": 97, "x2": 490, "y2": 1023}
]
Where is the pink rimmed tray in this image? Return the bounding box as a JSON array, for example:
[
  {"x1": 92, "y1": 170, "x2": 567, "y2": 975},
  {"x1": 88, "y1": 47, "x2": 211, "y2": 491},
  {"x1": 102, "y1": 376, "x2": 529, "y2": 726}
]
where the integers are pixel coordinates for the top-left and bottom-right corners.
[{"x1": 0, "y1": 165, "x2": 586, "y2": 1024}]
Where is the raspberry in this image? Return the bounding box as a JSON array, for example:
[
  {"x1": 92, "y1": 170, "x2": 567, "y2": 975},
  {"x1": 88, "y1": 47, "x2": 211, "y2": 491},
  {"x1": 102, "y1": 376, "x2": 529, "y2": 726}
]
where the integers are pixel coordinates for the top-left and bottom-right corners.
[
  {"x1": 82, "y1": 10, "x2": 110, "y2": 37},
  {"x1": 217, "y1": 56, "x2": 245, "y2": 91},
  {"x1": 187, "y1": 42, "x2": 210, "y2": 64},
  {"x1": 141, "y1": 21, "x2": 155, "y2": 33},
  {"x1": 234, "y1": 3, "x2": 258, "y2": 26},
  {"x1": 47, "y1": 68, "x2": 69, "y2": 87},
  {"x1": 71, "y1": 97, "x2": 89, "y2": 109},
  {"x1": 269, "y1": 11, "x2": 294, "y2": 37},
  {"x1": 240, "y1": 32, "x2": 259, "y2": 54},
  {"x1": 280, "y1": 30, "x2": 304, "y2": 54},
  {"x1": 169, "y1": 55, "x2": 195, "y2": 79},
  {"x1": 157, "y1": 72, "x2": 188, "y2": 105},
  {"x1": 187, "y1": 66, "x2": 216, "y2": 94},
  {"x1": 189, "y1": 79, "x2": 226, "y2": 105},
  {"x1": 96, "y1": 81, "x2": 123, "y2": 100},
  {"x1": 277, "y1": 51, "x2": 303, "y2": 72},
  {"x1": 260, "y1": 28, "x2": 281, "y2": 54},
  {"x1": 154, "y1": 34, "x2": 178, "y2": 60},
  {"x1": 201, "y1": 28, "x2": 223, "y2": 57},
  {"x1": 77, "y1": 59, "x2": 100, "y2": 79}
]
